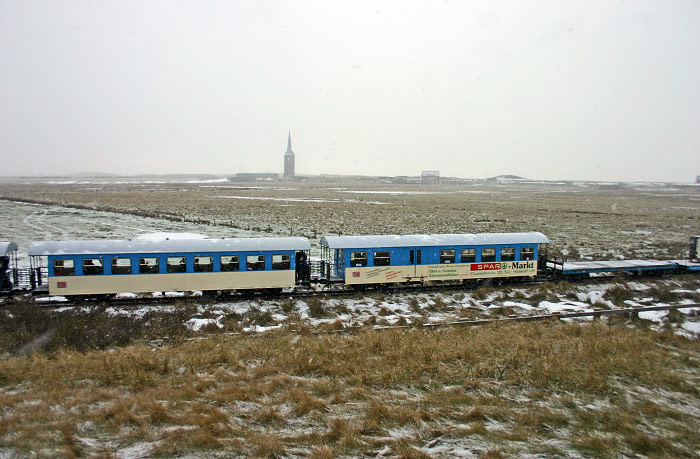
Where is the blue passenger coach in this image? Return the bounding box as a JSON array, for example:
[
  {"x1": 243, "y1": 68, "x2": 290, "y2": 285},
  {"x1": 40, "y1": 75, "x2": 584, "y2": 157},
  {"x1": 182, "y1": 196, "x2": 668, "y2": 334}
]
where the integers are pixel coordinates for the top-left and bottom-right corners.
[
  {"x1": 319, "y1": 233, "x2": 550, "y2": 286},
  {"x1": 29, "y1": 237, "x2": 311, "y2": 296}
]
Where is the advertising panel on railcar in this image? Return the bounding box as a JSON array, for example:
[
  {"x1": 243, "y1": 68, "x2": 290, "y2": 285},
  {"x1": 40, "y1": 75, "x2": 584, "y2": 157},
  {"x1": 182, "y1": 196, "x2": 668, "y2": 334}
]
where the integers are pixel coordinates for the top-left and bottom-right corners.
[{"x1": 344, "y1": 260, "x2": 538, "y2": 285}]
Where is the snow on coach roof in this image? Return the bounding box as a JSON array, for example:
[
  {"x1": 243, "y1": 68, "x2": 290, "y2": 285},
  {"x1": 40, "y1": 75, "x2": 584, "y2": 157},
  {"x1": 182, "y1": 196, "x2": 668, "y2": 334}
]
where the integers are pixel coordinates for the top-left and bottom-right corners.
[
  {"x1": 28, "y1": 237, "x2": 311, "y2": 256},
  {"x1": 0, "y1": 242, "x2": 18, "y2": 255},
  {"x1": 320, "y1": 232, "x2": 550, "y2": 249}
]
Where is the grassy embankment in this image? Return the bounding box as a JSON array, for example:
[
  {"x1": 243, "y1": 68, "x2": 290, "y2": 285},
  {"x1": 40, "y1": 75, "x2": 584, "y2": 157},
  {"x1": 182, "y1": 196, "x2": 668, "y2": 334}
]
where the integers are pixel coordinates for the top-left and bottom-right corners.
[{"x1": 1, "y1": 303, "x2": 699, "y2": 457}]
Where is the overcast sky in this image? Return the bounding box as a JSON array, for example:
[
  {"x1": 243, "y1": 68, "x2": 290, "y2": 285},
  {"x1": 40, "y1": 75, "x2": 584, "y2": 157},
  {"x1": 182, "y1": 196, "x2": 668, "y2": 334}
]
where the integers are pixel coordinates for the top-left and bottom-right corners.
[{"x1": 1, "y1": 1, "x2": 698, "y2": 182}]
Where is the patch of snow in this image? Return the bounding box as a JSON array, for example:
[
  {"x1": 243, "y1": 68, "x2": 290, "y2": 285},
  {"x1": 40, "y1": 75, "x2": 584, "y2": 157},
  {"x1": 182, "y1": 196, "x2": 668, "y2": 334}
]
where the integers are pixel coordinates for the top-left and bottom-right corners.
[
  {"x1": 340, "y1": 190, "x2": 440, "y2": 195},
  {"x1": 105, "y1": 306, "x2": 176, "y2": 319},
  {"x1": 680, "y1": 321, "x2": 700, "y2": 337},
  {"x1": 185, "y1": 178, "x2": 229, "y2": 184},
  {"x1": 502, "y1": 301, "x2": 536, "y2": 310},
  {"x1": 36, "y1": 296, "x2": 68, "y2": 303},
  {"x1": 115, "y1": 292, "x2": 137, "y2": 298},
  {"x1": 540, "y1": 301, "x2": 585, "y2": 313},
  {"x1": 185, "y1": 317, "x2": 222, "y2": 331},
  {"x1": 208, "y1": 195, "x2": 387, "y2": 205},
  {"x1": 115, "y1": 441, "x2": 154, "y2": 459},
  {"x1": 244, "y1": 324, "x2": 283, "y2": 333},
  {"x1": 638, "y1": 311, "x2": 666, "y2": 323}
]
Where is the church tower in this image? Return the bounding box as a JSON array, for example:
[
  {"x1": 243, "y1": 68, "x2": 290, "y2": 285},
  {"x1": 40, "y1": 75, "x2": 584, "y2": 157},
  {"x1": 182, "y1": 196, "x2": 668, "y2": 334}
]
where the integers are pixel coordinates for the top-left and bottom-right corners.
[{"x1": 284, "y1": 131, "x2": 295, "y2": 178}]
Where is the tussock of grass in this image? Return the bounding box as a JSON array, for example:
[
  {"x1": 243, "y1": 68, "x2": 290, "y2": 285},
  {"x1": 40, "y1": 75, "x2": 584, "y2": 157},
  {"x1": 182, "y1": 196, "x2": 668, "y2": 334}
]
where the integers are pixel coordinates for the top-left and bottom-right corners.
[
  {"x1": 286, "y1": 388, "x2": 326, "y2": 416},
  {"x1": 604, "y1": 282, "x2": 634, "y2": 306},
  {"x1": 649, "y1": 285, "x2": 681, "y2": 303},
  {"x1": 307, "y1": 297, "x2": 330, "y2": 319},
  {"x1": 392, "y1": 438, "x2": 432, "y2": 458},
  {"x1": 250, "y1": 433, "x2": 285, "y2": 458},
  {"x1": 472, "y1": 287, "x2": 494, "y2": 301},
  {"x1": 309, "y1": 445, "x2": 336, "y2": 459},
  {"x1": 152, "y1": 426, "x2": 224, "y2": 456}
]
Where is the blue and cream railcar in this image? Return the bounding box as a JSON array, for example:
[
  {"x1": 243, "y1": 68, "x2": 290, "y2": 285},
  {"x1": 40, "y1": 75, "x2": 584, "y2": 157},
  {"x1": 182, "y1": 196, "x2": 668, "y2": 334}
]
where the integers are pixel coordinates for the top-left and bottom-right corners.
[
  {"x1": 28, "y1": 237, "x2": 311, "y2": 297},
  {"x1": 319, "y1": 233, "x2": 550, "y2": 286},
  {"x1": 1, "y1": 242, "x2": 18, "y2": 292}
]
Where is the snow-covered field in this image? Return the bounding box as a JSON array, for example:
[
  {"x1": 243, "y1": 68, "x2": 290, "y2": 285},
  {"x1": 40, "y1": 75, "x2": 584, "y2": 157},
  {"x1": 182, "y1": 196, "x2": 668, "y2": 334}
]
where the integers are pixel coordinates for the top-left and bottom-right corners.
[
  {"x1": 1, "y1": 181, "x2": 700, "y2": 457},
  {"x1": 2, "y1": 189, "x2": 699, "y2": 339}
]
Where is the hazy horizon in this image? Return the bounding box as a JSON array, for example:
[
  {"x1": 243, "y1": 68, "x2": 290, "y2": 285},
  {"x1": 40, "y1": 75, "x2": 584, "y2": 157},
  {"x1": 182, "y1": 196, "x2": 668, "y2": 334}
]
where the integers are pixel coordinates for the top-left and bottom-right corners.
[
  {"x1": 1, "y1": 170, "x2": 699, "y2": 186},
  {"x1": 2, "y1": 1, "x2": 699, "y2": 182}
]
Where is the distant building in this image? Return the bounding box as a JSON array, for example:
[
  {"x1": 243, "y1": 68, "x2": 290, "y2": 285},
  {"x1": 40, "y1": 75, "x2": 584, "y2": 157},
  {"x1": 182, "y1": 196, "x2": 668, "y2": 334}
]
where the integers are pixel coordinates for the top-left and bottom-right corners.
[
  {"x1": 696, "y1": 176, "x2": 700, "y2": 184},
  {"x1": 284, "y1": 132, "x2": 295, "y2": 178},
  {"x1": 421, "y1": 170, "x2": 440, "y2": 184}
]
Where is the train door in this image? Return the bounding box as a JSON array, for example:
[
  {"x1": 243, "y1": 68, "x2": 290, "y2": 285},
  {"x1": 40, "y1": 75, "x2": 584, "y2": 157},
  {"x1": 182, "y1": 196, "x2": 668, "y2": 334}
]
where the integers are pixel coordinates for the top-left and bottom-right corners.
[
  {"x1": 295, "y1": 250, "x2": 310, "y2": 285},
  {"x1": 409, "y1": 248, "x2": 422, "y2": 279}
]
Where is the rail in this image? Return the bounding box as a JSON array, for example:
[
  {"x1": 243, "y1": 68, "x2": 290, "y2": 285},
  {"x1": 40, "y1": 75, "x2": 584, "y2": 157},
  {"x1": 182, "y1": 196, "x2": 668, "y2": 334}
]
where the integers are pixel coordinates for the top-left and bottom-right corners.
[{"x1": 333, "y1": 303, "x2": 700, "y2": 334}]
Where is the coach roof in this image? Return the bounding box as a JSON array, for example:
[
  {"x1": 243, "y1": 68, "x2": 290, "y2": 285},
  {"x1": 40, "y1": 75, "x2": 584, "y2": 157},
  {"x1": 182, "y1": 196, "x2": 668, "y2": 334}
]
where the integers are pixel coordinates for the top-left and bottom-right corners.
[
  {"x1": 320, "y1": 232, "x2": 550, "y2": 249},
  {"x1": 0, "y1": 242, "x2": 18, "y2": 255},
  {"x1": 28, "y1": 237, "x2": 311, "y2": 256}
]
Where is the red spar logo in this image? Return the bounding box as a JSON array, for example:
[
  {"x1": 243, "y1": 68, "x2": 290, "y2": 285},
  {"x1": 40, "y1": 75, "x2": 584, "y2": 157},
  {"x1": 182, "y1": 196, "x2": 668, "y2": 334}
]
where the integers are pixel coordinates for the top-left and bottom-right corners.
[
  {"x1": 57, "y1": 282, "x2": 67, "y2": 288},
  {"x1": 472, "y1": 263, "x2": 502, "y2": 271},
  {"x1": 352, "y1": 271, "x2": 361, "y2": 278}
]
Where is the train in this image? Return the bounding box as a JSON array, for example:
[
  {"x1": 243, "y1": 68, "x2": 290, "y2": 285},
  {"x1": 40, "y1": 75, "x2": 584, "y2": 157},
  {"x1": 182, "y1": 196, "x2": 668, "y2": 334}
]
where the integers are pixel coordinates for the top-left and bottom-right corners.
[{"x1": 1, "y1": 233, "x2": 700, "y2": 299}]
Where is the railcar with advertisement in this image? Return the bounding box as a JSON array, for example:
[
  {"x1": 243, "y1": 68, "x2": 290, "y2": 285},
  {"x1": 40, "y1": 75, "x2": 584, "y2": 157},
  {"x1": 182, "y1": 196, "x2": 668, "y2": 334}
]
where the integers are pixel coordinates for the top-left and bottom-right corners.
[
  {"x1": 28, "y1": 237, "x2": 311, "y2": 298},
  {"x1": 11, "y1": 233, "x2": 700, "y2": 298},
  {"x1": 319, "y1": 232, "x2": 550, "y2": 287}
]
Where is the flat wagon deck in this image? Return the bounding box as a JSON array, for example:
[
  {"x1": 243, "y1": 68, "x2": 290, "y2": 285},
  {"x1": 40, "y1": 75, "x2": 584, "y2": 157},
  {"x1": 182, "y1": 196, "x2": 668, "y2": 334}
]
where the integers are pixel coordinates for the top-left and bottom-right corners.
[
  {"x1": 547, "y1": 259, "x2": 678, "y2": 276},
  {"x1": 676, "y1": 260, "x2": 700, "y2": 272}
]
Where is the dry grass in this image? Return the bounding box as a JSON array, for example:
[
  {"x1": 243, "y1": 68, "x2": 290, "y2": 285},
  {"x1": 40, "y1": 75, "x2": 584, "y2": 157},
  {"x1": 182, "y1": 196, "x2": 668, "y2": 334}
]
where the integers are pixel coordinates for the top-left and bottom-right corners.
[{"x1": 0, "y1": 321, "x2": 698, "y2": 456}]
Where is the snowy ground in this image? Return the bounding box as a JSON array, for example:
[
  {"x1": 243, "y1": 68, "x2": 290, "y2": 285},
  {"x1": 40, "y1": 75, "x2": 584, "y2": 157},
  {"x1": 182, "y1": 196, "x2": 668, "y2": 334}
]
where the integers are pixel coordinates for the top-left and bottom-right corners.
[
  {"x1": 40, "y1": 279, "x2": 700, "y2": 341},
  {"x1": 0, "y1": 200, "x2": 268, "y2": 267}
]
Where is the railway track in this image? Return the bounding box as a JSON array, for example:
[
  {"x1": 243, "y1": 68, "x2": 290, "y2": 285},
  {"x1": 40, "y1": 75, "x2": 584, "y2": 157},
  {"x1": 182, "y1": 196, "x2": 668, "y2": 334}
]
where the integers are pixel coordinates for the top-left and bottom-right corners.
[
  {"x1": 8, "y1": 278, "x2": 698, "y2": 339},
  {"x1": 4, "y1": 268, "x2": 695, "y2": 309}
]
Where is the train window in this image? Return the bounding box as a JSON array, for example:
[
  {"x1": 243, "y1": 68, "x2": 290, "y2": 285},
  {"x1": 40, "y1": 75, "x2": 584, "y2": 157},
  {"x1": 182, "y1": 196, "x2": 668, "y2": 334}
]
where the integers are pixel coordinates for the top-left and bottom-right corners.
[
  {"x1": 220, "y1": 255, "x2": 239, "y2": 271},
  {"x1": 139, "y1": 257, "x2": 160, "y2": 274},
  {"x1": 111, "y1": 258, "x2": 131, "y2": 274},
  {"x1": 194, "y1": 256, "x2": 213, "y2": 272},
  {"x1": 272, "y1": 254, "x2": 291, "y2": 270},
  {"x1": 167, "y1": 257, "x2": 187, "y2": 273},
  {"x1": 461, "y1": 248, "x2": 476, "y2": 263},
  {"x1": 501, "y1": 248, "x2": 515, "y2": 261},
  {"x1": 440, "y1": 249, "x2": 455, "y2": 264},
  {"x1": 53, "y1": 259, "x2": 74, "y2": 276},
  {"x1": 247, "y1": 255, "x2": 265, "y2": 271},
  {"x1": 374, "y1": 251, "x2": 391, "y2": 266},
  {"x1": 350, "y1": 252, "x2": 367, "y2": 267},
  {"x1": 521, "y1": 247, "x2": 534, "y2": 260},
  {"x1": 481, "y1": 248, "x2": 496, "y2": 262},
  {"x1": 83, "y1": 258, "x2": 103, "y2": 275}
]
